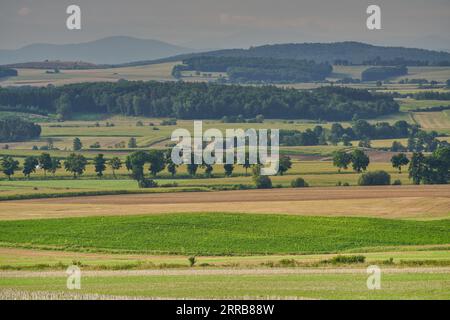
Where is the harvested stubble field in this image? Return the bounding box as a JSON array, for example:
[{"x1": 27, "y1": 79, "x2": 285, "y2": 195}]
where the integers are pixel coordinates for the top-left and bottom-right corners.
[{"x1": 1, "y1": 185, "x2": 449, "y2": 221}]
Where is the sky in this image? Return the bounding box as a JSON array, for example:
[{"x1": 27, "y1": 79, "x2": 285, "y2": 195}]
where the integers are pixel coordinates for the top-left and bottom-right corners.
[{"x1": 1, "y1": 0, "x2": 449, "y2": 51}]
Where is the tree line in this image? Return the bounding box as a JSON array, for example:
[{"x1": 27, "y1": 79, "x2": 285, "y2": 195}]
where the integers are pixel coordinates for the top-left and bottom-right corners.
[
  {"x1": 173, "y1": 56, "x2": 333, "y2": 83},
  {"x1": 0, "y1": 82, "x2": 399, "y2": 121},
  {"x1": 0, "y1": 116, "x2": 41, "y2": 142},
  {"x1": 279, "y1": 119, "x2": 424, "y2": 147},
  {"x1": 361, "y1": 66, "x2": 408, "y2": 82},
  {"x1": 0, "y1": 68, "x2": 18, "y2": 78}
]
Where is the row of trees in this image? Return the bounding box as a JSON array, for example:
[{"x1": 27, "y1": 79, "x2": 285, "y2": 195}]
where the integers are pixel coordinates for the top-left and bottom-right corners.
[
  {"x1": 0, "y1": 153, "x2": 123, "y2": 180},
  {"x1": 0, "y1": 82, "x2": 399, "y2": 121},
  {"x1": 279, "y1": 119, "x2": 422, "y2": 147},
  {"x1": 173, "y1": 56, "x2": 333, "y2": 83},
  {"x1": 332, "y1": 146, "x2": 450, "y2": 185}
]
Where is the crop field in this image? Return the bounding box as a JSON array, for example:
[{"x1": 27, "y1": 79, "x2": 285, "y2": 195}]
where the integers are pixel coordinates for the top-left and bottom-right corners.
[
  {"x1": 1, "y1": 269, "x2": 449, "y2": 300},
  {"x1": 0, "y1": 63, "x2": 178, "y2": 87},
  {"x1": 412, "y1": 111, "x2": 450, "y2": 132},
  {"x1": 1, "y1": 185, "x2": 449, "y2": 221},
  {"x1": 0, "y1": 213, "x2": 449, "y2": 255},
  {"x1": 397, "y1": 98, "x2": 450, "y2": 111}
]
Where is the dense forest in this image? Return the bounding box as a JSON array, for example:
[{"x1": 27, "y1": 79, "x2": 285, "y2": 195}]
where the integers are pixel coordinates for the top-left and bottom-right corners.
[
  {"x1": 413, "y1": 91, "x2": 450, "y2": 100},
  {"x1": 361, "y1": 66, "x2": 408, "y2": 81},
  {"x1": 0, "y1": 117, "x2": 41, "y2": 142},
  {"x1": 152, "y1": 42, "x2": 450, "y2": 67},
  {"x1": 0, "y1": 68, "x2": 18, "y2": 78},
  {"x1": 172, "y1": 56, "x2": 332, "y2": 83},
  {"x1": 0, "y1": 81, "x2": 399, "y2": 121}
]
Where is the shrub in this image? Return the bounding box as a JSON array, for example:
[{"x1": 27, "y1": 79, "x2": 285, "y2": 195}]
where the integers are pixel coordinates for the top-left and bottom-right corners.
[
  {"x1": 392, "y1": 179, "x2": 402, "y2": 185},
  {"x1": 138, "y1": 179, "x2": 158, "y2": 188},
  {"x1": 254, "y1": 175, "x2": 272, "y2": 189},
  {"x1": 326, "y1": 255, "x2": 366, "y2": 264},
  {"x1": 358, "y1": 170, "x2": 391, "y2": 186},
  {"x1": 188, "y1": 256, "x2": 196, "y2": 267},
  {"x1": 291, "y1": 177, "x2": 309, "y2": 188}
]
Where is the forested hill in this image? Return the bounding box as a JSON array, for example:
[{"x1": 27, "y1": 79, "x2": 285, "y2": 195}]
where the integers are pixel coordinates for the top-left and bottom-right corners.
[
  {"x1": 132, "y1": 42, "x2": 450, "y2": 67},
  {"x1": 0, "y1": 81, "x2": 398, "y2": 121},
  {"x1": 203, "y1": 42, "x2": 450, "y2": 65}
]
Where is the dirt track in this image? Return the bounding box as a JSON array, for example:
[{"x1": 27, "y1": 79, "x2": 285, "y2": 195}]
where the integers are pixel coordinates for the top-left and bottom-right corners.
[{"x1": 1, "y1": 185, "x2": 449, "y2": 221}]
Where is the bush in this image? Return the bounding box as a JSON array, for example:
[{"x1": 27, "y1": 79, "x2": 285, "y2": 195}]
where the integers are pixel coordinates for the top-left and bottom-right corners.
[
  {"x1": 358, "y1": 170, "x2": 391, "y2": 186},
  {"x1": 392, "y1": 179, "x2": 402, "y2": 185},
  {"x1": 138, "y1": 179, "x2": 158, "y2": 188},
  {"x1": 188, "y1": 256, "x2": 196, "y2": 267},
  {"x1": 326, "y1": 255, "x2": 366, "y2": 264},
  {"x1": 254, "y1": 175, "x2": 272, "y2": 189},
  {"x1": 290, "y1": 177, "x2": 309, "y2": 188}
]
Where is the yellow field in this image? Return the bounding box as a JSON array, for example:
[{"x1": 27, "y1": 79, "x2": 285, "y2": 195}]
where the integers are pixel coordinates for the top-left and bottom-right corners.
[
  {"x1": 0, "y1": 62, "x2": 179, "y2": 87},
  {"x1": 412, "y1": 111, "x2": 450, "y2": 131},
  {"x1": 1, "y1": 185, "x2": 449, "y2": 221}
]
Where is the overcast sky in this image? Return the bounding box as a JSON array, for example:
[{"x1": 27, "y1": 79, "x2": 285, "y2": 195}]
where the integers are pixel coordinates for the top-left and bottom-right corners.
[{"x1": 1, "y1": 0, "x2": 449, "y2": 50}]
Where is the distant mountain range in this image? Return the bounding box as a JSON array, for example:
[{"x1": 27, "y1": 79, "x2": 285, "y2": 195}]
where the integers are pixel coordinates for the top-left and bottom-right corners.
[
  {"x1": 0, "y1": 36, "x2": 195, "y2": 65},
  {"x1": 1, "y1": 38, "x2": 450, "y2": 67}
]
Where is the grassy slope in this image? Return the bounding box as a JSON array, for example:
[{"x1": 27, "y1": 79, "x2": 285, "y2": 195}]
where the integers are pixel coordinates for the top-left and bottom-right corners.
[{"x1": 0, "y1": 214, "x2": 448, "y2": 255}]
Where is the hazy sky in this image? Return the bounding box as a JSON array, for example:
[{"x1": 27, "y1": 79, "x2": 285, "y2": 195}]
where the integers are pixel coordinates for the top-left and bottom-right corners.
[{"x1": 1, "y1": 0, "x2": 449, "y2": 50}]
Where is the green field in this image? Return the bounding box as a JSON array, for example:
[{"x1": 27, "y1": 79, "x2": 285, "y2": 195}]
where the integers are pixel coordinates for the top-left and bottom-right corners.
[
  {"x1": 1, "y1": 271, "x2": 449, "y2": 300},
  {"x1": 1, "y1": 214, "x2": 448, "y2": 255}
]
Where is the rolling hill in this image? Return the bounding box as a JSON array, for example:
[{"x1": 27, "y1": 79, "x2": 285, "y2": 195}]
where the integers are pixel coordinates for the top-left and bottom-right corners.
[{"x1": 0, "y1": 36, "x2": 195, "y2": 65}]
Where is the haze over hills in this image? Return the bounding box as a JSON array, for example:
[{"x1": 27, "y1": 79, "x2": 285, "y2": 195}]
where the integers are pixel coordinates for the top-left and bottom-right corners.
[{"x1": 0, "y1": 36, "x2": 195, "y2": 65}]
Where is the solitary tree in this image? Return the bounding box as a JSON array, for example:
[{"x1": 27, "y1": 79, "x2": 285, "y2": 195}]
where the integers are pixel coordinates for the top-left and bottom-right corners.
[
  {"x1": 351, "y1": 149, "x2": 370, "y2": 173},
  {"x1": 223, "y1": 164, "x2": 234, "y2": 177},
  {"x1": 94, "y1": 154, "x2": 107, "y2": 177},
  {"x1": 128, "y1": 137, "x2": 137, "y2": 148},
  {"x1": 332, "y1": 150, "x2": 352, "y2": 172},
  {"x1": 166, "y1": 160, "x2": 178, "y2": 177},
  {"x1": 64, "y1": 153, "x2": 87, "y2": 178},
  {"x1": 148, "y1": 150, "x2": 166, "y2": 177},
  {"x1": 278, "y1": 155, "x2": 292, "y2": 175},
  {"x1": 391, "y1": 153, "x2": 409, "y2": 173},
  {"x1": 73, "y1": 137, "x2": 82, "y2": 151},
  {"x1": 108, "y1": 157, "x2": 122, "y2": 179},
  {"x1": 408, "y1": 152, "x2": 426, "y2": 185},
  {"x1": 1, "y1": 156, "x2": 19, "y2": 180},
  {"x1": 38, "y1": 152, "x2": 52, "y2": 177},
  {"x1": 22, "y1": 156, "x2": 38, "y2": 178},
  {"x1": 49, "y1": 158, "x2": 61, "y2": 176}
]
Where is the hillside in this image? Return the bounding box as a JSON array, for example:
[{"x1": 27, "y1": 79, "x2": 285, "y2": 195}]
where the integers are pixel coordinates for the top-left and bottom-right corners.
[
  {"x1": 141, "y1": 42, "x2": 450, "y2": 67},
  {"x1": 0, "y1": 36, "x2": 195, "y2": 65}
]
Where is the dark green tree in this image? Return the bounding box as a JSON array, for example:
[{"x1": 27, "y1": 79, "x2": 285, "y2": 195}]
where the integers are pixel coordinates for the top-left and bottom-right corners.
[
  {"x1": 278, "y1": 155, "x2": 292, "y2": 175},
  {"x1": 64, "y1": 153, "x2": 87, "y2": 179},
  {"x1": 128, "y1": 137, "x2": 138, "y2": 148},
  {"x1": 49, "y1": 158, "x2": 61, "y2": 176},
  {"x1": 108, "y1": 157, "x2": 122, "y2": 179},
  {"x1": 223, "y1": 164, "x2": 234, "y2": 177},
  {"x1": 391, "y1": 153, "x2": 409, "y2": 173},
  {"x1": 408, "y1": 152, "x2": 426, "y2": 185},
  {"x1": 148, "y1": 150, "x2": 166, "y2": 177},
  {"x1": 351, "y1": 149, "x2": 370, "y2": 173},
  {"x1": 73, "y1": 137, "x2": 82, "y2": 151},
  {"x1": 1, "y1": 156, "x2": 19, "y2": 180},
  {"x1": 332, "y1": 150, "x2": 352, "y2": 172},
  {"x1": 38, "y1": 152, "x2": 52, "y2": 177},
  {"x1": 94, "y1": 154, "x2": 107, "y2": 177},
  {"x1": 22, "y1": 156, "x2": 38, "y2": 178}
]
